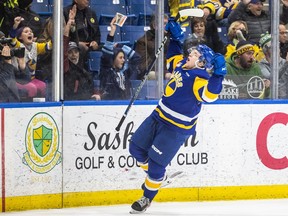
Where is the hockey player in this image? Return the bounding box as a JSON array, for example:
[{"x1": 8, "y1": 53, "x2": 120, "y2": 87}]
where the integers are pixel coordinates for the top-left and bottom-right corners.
[{"x1": 128, "y1": 18, "x2": 227, "y2": 214}]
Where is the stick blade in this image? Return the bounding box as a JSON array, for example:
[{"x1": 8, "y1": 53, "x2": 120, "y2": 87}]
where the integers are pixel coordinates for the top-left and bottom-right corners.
[{"x1": 179, "y1": 8, "x2": 204, "y2": 18}]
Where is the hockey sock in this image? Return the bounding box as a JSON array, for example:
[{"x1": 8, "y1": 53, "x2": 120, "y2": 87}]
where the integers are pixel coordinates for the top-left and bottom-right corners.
[{"x1": 143, "y1": 159, "x2": 166, "y2": 201}]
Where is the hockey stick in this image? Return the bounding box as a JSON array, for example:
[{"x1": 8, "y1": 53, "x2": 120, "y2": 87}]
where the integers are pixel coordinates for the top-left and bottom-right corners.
[
  {"x1": 115, "y1": 36, "x2": 168, "y2": 131},
  {"x1": 175, "y1": 8, "x2": 204, "y2": 21}
]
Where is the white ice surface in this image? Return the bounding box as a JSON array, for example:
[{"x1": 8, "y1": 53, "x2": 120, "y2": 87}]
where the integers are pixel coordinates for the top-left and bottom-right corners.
[{"x1": 3, "y1": 199, "x2": 288, "y2": 216}]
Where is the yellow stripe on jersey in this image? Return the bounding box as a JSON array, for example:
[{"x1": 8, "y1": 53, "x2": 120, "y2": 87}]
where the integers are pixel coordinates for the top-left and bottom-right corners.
[
  {"x1": 202, "y1": 86, "x2": 219, "y2": 102},
  {"x1": 155, "y1": 108, "x2": 197, "y2": 130},
  {"x1": 193, "y1": 77, "x2": 208, "y2": 102},
  {"x1": 167, "y1": 54, "x2": 183, "y2": 72}
]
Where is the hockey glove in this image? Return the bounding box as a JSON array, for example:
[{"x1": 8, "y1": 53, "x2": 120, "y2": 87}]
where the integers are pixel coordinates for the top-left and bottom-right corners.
[
  {"x1": 212, "y1": 53, "x2": 227, "y2": 76},
  {"x1": 197, "y1": 44, "x2": 215, "y2": 70},
  {"x1": 165, "y1": 18, "x2": 184, "y2": 42}
]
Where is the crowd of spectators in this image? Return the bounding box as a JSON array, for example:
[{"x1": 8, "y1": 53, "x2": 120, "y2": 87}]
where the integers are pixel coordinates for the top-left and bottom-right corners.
[{"x1": 0, "y1": 0, "x2": 288, "y2": 102}]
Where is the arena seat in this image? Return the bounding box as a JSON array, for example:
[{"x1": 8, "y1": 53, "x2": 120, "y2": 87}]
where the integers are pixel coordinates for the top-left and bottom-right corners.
[
  {"x1": 99, "y1": 25, "x2": 122, "y2": 44},
  {"x1": 90, "y1": 0, "x2": 127, "y2": 20},
  {"x1": 30, "y1": 0, "x2": 52, "y2": 17},
  {"x1": 217, "y1": 27, "x2": 228, "y2": 45},
  {"x1": 99, "y1": 14, "x2": 137, "y2": 26},
  {"x1": 121, "y1": 25, "x2": 148, "y2": 44},
  {"x1": 137, "y1": 13, "x2": 153, "y2": 26},
  {"x1": 126, "y1": 0, "x2": 156, "y2": 15},
  {"x1": 88, "y1": 51, "x2": 102, "y2": 78}
]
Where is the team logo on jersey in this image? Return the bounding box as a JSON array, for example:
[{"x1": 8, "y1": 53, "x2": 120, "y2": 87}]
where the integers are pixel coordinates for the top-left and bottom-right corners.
[
  {"x1": 23, "y1": 112, "x2": 61, "y2": 174},
  {"x1": 164, "y1": 71, "x2": 183, "y2": 97}
]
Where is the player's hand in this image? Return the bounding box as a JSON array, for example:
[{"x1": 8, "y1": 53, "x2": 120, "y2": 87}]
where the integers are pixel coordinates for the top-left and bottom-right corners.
[
  {"x1": 165, "y1": 18, "x2": 184, "y2": 41},
  {"x1": 197, "y1": 44, "x2": 215, "y2": 69},
  {"x1": 212, "y1": 53, "x2": 227, "y2": 76}
]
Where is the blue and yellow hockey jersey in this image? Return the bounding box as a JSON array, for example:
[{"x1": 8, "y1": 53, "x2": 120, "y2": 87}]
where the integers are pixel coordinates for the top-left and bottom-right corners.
[{"x1": 152, "y1": 40, "x2": 224, "y2": 135}]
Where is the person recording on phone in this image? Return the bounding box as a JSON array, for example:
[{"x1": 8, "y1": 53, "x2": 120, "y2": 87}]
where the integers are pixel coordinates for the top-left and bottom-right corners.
[{"x1": 0, "y1": 37, "x2": 31, "y2": 102}]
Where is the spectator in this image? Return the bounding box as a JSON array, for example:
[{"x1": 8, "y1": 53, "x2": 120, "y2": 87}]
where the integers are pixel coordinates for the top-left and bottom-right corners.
[
  {"x1": 63, "y1": 5, "x2": 98, "y2": 101},
  {"x1": 197, "y1": 1, "x2": 216, "y2": 19},
  {"x1": 134, "y1": 14, "x2": 171, "y2": 80},
  {"x1": 224, "y1": 20, "x2": 263, "y2": 61},
  {"x1": 226, "y1": 40, "x2": 261, "y2": 74},
  {"x1": 9, "y1": 16, "x2": 52, "y2": 100},
  {"x1": 258, "y1": 32, "x2": 288, "y2": 98},
  {"x1": 0, "y1": 0, "x2": 43, "y2": 38},
  {"x1": 228, "y1": 0, "x2": 288, "y2": 44},
  {"x1": 190, "y1": 16, "x2": 226, "y2": 54},
  {"x1": 34, "y1": 6, "x2": 79, "y2": 101},
  {"x1": 63, "y1": 4, "x2": 98, "y2": 101},
  {"x1": 168, "y1": 0, "x2": 196, "y2": 27},
  {"x1": 226, "y1": 40, "x2": 270, "y2": 98},
  {"x1": 197, "y1": 0, "x2": 239, "y2": 27},
  {"x1": 279, "y1": 23, "x2": 288, "y2": 59},
  {"x1": 227, "y1": 20, "x2": 248, "y2": 43},
  {"x1": 225, "y1": 20, "x2": 248, "y2": 58},
  {"x1": 0, "y1": 44, "x2": 31, "y2": 102},
  {"x1": 98, "y1": 17, "x2": 141, "y2": 100},
  {"x1": 63, "y1": 0, "x2": 101, "y2": 62},
  {"x1": 63, "y1": 41, "x2": 96, "y2": 100},
  {"x1": 216, "y1": 0, "x2": 240, "y2": 27}
]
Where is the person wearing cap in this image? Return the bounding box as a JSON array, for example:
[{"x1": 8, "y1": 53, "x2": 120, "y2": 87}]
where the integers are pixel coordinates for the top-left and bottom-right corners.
[
  {"x1": 226, "y1": 40, "x2": 270, "y2": 98},
  {"x1": 128, "y1": 18, "x2": 226, "y2": 214},
  {"x1": 258, "y1": 32, "x2": 288, "y2": 98},
  {"x1": 62, "y1": 7, "x2": 99, "y2": 101},
  {"x1": 228, "y1": 0, "x2": 288, "y2": 44},
  {"x1": 63, "y1": 41, "x2": 96, "y2": 100},
  {"x1": 224, "y1": 20, "x2": 264, "y2": 61},
  {"x1": 226, "y1": 40, "x2": 262, "y2": 75}
]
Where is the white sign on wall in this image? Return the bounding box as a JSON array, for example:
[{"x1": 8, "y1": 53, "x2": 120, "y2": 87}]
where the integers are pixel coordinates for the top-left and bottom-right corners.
[{"x1": 1, "y1": 103, "x2": 287, "y2": 198}]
